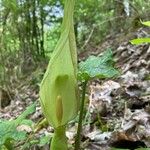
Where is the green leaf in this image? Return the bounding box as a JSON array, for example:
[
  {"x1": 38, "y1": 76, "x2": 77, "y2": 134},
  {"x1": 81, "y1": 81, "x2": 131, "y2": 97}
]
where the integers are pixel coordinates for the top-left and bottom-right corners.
[
  {"x1": 0, "y1": 103, "x2": 36, "y2": 149},
  {"x1": 111, "y1": 148, "x2": 129, "y2": 150},
  {"x1": 16, "y1": 102, "x2": 36, "y2": 124},
  {"x1": 38, "y1": 135, "x2": 52, "y2": 147},
  {"x1": 130, "y1": 38, "x2": 150, "y2": 45},
  {"x1": 0, "y1": 120, "x2": 27, "y2": 148},
  {"x1": 20, "y1": 119, "x2": 34, "y2": 127},
  {"x1": 141, "y1": 21, "x2": 150, "y2": 27},
  {"x1": 78, "y1": 49, "x2": 119, "y2": 81}
]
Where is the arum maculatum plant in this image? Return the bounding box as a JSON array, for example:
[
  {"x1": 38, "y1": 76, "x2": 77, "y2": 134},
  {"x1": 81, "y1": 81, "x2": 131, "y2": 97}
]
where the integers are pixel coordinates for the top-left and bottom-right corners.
[
  {"x1": 39, "y1": 0, "x2": 119, "y2": 149},
  {"x1": 39, "y1": 0, "x2": 78, "y2": 150}
]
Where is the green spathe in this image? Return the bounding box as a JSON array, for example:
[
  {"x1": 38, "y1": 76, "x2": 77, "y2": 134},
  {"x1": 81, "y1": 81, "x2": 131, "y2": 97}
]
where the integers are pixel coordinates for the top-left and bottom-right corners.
[{"x1": 39, "y1": 0, "x2": 78, "y2": 129}]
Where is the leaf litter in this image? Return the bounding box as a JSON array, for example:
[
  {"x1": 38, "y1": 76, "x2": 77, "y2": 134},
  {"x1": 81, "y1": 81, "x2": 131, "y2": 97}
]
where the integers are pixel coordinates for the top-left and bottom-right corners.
[
  {"x1": 77, "y1": 28, "x2": 150, "y2": 150},
  {"x1": 0, "y1": 28, "x2": 150, "y2": 150}
]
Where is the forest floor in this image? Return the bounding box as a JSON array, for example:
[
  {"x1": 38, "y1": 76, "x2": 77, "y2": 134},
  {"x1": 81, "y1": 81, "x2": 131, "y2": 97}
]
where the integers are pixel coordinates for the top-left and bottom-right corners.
[{"x1": 0, "y1": 27, "x2": 150, "y2": 150}]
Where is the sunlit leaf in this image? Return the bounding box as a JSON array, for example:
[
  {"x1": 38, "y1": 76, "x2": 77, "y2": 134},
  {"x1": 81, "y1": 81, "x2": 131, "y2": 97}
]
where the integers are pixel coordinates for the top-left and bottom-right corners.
[
  {"x1": 111, "y1": 148, "x2": 129, "y2": 150},
  {"x1": 141, "y1": 21, "x2": 150, "y2": 27},
  {"x1": 130, "y1": 38, "x2": 150, "y2": 45}
]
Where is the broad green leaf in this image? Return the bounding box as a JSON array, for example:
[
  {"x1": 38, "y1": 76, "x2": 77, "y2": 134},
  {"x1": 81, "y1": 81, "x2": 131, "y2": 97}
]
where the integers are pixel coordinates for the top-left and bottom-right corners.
[
  {"x1": 0, "y1": 103, "x2": 36, "y2": 148},
  {"x1": 78, "y1": 49, "x2": 119, "y2": 81},
  {"x1": 130, "y1": 38, "x2": 150, "y2": 45},
  {"x1": 0, "y1": 121, "x2": 27, "y2": 148},
  {"x1": 141, "y1": 21, "x2": 150, "y2": 27}
]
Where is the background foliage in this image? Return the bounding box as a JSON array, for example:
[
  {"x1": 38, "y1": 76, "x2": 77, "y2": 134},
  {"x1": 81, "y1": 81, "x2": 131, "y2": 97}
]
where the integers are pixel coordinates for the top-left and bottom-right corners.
[{"x1": 0, "y1": 0, "x2": 150, "y2": 100}]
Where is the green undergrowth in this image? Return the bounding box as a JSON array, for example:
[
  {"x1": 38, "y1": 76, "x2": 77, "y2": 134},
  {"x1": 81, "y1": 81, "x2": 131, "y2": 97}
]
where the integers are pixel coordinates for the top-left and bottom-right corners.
[
  {"x1": 0, "y1": 103, "x2": 36, "y2": 150},
  {"x1": 0, "y1": 49, "x2": 119, "y2": 149}
]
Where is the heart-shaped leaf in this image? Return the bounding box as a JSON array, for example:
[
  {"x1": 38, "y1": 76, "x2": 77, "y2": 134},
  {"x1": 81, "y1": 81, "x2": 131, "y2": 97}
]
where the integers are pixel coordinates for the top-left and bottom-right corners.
[{"x1": 78, "y1": 49, "x2": 119, "y2": 81}]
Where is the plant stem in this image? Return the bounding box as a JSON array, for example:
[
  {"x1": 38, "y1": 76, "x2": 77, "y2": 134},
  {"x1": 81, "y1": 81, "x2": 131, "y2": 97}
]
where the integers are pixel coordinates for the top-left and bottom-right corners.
[
  {"x1": 75, "y1": 81, "x2": 87, "y2": 150},
  {"x1": 50, "y1": 125, "x2": 67, "y2": 150}
]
